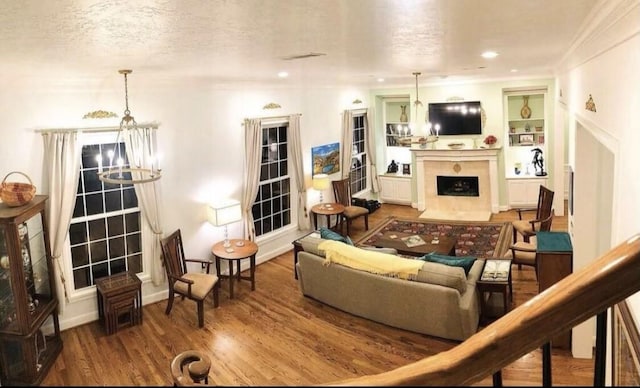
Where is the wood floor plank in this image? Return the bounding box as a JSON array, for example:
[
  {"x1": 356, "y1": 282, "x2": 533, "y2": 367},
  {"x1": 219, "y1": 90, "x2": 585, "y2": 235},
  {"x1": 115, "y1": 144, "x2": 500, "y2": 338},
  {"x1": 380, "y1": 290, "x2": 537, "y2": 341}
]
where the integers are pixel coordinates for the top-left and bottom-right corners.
[{"x1": 41, "y1": 202, "x2": 592, "y2": 386}]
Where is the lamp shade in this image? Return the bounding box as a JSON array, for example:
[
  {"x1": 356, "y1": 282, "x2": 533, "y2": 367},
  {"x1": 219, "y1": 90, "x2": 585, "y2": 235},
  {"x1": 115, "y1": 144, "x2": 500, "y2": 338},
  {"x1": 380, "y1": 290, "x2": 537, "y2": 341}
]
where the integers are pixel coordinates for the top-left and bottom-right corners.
[
  {"x1": 207, "y1": 199, "x2": 242, "y2": 226},
  {"x1": 312, "y1": 174, "x2": 330, "y2": 191}
]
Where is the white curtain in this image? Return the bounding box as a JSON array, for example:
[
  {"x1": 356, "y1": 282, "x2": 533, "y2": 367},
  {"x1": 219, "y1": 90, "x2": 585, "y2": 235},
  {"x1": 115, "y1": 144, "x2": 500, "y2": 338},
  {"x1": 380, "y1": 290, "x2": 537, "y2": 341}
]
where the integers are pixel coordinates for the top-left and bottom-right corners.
[
  {"x1": 41, "y1": 131, "x2": 82, "y2": 314},
  {"x1": 123, "y1": 126, "x2": 165, "y2": 286},
  {"x1": 340, "y1": 110, "x2": 354, "y2": 180},
  {"x1": 242, "y1": 119, "x2": 262, "y2": 241},
  {"x1": 364, "y1": 109, "x2": 380, "y2": 193},
  {"x1": 288, "y1": 114, "x2": 311, "y2": 230}
]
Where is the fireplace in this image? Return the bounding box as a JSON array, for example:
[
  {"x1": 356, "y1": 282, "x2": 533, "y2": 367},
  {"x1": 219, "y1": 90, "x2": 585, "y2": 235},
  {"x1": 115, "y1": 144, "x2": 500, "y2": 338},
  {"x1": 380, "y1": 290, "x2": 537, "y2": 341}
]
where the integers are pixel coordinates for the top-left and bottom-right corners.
[
  {"x1": 411, "y1": 147, "x2": 500, "y2": 221},
  {"x1": 437, "y1": 176, "x2": 479, "y2": 197}
]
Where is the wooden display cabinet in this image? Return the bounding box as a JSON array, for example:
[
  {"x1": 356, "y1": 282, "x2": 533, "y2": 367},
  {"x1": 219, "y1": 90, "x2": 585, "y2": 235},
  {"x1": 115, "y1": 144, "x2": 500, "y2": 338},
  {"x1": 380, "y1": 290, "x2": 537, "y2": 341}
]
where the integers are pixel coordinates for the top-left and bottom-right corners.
[{"x1": 0, "y1": 195, "x2": 62, "y2": 385}]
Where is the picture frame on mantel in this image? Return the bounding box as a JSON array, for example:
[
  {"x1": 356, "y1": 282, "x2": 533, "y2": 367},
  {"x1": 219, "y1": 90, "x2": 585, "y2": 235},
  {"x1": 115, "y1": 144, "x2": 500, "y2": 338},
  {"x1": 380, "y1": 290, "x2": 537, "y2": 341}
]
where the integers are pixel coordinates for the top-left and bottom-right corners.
[{"x1": 612, "y1": 300, "x2": 640, "y2": 386}]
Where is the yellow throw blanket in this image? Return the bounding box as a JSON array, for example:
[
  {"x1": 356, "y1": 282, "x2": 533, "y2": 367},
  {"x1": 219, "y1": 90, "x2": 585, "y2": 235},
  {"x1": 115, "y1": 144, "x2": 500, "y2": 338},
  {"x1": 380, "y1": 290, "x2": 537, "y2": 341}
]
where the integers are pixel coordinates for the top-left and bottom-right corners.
[{"x1": 318, "y1": 240, "x2": 424, "y2": 279}]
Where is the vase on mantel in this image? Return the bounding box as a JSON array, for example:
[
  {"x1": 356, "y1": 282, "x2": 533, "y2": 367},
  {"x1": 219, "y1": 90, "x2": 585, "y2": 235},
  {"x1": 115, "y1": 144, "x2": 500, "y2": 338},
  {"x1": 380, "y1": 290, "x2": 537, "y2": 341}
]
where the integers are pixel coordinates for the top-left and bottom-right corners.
[
  {"x1": 399, "y1": 105, "x2": 408, "y2": 122},
  {"x1": 520, "y1": 96, "x2": 532, "y2": 119}
]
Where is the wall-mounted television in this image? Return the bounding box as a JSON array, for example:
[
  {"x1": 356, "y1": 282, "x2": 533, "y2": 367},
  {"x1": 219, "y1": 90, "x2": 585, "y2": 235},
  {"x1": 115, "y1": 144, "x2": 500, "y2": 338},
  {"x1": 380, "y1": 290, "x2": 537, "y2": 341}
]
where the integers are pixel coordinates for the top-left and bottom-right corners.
[{"x1": 427, "y1": 101, "x2": 482, "y2": 136}]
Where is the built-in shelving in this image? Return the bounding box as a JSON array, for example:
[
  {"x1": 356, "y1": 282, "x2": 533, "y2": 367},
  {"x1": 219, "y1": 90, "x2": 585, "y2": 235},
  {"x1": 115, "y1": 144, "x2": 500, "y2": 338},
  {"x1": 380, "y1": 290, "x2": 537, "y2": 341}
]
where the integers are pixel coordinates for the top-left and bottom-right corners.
[{"x1": 503, "y1": 90, "x2": 549, "y2": 208}]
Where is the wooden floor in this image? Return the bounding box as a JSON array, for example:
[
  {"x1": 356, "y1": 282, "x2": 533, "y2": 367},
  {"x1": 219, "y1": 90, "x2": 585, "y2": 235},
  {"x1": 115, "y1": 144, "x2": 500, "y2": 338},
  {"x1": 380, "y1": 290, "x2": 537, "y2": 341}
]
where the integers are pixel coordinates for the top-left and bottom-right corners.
[{"x1": 42, "y1": 203, "x2": 595, "y2": 386}]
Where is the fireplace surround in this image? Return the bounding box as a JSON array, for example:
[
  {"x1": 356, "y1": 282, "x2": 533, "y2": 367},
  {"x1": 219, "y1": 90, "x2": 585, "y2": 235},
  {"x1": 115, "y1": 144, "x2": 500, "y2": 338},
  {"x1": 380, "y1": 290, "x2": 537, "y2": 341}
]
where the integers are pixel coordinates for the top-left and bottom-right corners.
[{"x1": 411, "y1": 146, "x2": 500, "y2": 220}]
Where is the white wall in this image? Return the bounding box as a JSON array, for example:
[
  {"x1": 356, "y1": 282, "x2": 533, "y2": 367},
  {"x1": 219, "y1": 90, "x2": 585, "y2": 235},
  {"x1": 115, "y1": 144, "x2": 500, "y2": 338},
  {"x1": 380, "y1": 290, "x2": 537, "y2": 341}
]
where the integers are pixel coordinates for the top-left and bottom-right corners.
[
  {"x1": 556, "y1": 0, "x2": 640, "y2": 373},
  {"x1": 369, "y1": 78, "x2": 560, "y2": 213},
  {"x1": 0, "y1": 77, "x2": 368, "y2": 329}
]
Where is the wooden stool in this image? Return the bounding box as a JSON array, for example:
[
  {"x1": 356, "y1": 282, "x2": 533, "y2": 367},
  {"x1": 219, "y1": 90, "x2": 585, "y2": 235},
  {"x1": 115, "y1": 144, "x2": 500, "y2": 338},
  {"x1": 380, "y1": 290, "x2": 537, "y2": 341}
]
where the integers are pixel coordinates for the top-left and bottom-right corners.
[{"x1": 171, "y1": 350, "x2": 211, "y2": 386}]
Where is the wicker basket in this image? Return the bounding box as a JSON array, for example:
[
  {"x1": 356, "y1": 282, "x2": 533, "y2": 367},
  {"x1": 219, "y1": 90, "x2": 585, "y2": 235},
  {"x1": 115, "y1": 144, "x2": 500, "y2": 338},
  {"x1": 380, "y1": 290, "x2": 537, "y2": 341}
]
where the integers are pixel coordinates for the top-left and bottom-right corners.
[{"x1": 0, "y1": 171, "x2": 36, "y2": 207}]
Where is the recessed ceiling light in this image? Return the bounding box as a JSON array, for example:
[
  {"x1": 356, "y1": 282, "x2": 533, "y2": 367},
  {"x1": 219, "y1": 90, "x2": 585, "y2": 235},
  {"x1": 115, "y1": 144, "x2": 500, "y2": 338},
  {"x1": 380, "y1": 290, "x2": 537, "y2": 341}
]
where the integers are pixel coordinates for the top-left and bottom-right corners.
[
  {"x1": 510, "y1": 69, "x2": 518, "y2": 73},
  {"x1": 277, "y1": 71, "x2": 289, "y2": 78},
  {"x1": 377, "y1": 78, "x2": 385, "y2": 82},
  {"x1": 481, "y1": 51, "x2": 499, "y2": 59}
]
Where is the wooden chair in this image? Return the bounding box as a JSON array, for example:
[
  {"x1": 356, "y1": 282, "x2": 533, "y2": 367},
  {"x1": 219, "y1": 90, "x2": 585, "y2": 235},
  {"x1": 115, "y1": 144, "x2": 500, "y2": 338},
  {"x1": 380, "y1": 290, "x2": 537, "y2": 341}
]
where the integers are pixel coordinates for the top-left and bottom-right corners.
[
  {"x1": 331, "y1": 177, "x2": 369, "y2": 236},
  {"x1": 160, "y1": 229, "x2": 220, "y2": 328},
  {"x1": 507, "y1": 212, "x2": 554, "y2": 280},
  {"x1": 512, "y1": 185, "x2": 554, "y2": 244}
]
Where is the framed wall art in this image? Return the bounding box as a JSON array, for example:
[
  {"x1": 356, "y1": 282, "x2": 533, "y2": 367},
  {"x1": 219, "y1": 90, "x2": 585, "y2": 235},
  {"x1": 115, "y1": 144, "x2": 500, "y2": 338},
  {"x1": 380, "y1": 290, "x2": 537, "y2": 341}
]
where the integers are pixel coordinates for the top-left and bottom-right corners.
[
  {"x1": 612, "y1": 301, "x2": 640, "y2": 386},
  {"x1": 519, "y1": 133, "x2": 534, "y2": 144},
  {"x1": 312, "y1": 142, "x2": 340, "y2": 176}
]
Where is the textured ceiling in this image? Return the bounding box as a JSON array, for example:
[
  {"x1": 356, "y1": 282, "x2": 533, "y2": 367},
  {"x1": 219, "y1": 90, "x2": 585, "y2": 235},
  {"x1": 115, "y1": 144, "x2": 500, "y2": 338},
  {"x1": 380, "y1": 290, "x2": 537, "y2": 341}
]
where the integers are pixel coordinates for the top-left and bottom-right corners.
[{"x1": 0, "y1": 0, "x2": 598, "y2": 87}]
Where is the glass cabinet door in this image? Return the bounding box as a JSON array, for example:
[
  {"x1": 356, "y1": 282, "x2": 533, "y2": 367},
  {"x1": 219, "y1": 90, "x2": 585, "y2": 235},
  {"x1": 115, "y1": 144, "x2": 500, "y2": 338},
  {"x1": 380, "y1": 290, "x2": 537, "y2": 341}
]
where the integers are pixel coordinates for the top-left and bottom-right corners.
[
  {"x1": 22, "y1": 215, "x2": 53, "y2": 328},
  {"x1": 0, "y1": 225, "x2": 17, "y2": 330}
]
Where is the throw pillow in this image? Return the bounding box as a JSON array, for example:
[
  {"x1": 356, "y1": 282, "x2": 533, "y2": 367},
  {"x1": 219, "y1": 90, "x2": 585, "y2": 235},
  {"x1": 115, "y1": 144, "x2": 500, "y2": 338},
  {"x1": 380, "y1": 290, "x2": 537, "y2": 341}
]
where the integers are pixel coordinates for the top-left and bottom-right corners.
[
  {"x1": 319, "y1": 227, "x2": 354, "y2": 245},
  {"x1": 413, "y1": 262, "x2": 467, "y2": 294},
  {"x1": 419, "y1": 252, "x2": 476, "y2": 276}
]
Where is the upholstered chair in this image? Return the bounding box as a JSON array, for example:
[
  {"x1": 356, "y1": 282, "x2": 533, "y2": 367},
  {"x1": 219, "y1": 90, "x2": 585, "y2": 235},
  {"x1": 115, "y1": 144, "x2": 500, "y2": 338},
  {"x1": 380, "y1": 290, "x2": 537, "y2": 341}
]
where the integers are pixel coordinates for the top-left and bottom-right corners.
[
  {"x1": 506, "y1": 212, "x2": 554, "y2": 280},
  {"x1": 331, "y1": 177, "x2": 369, "y2": 236},
  {"x1": 160, "y1": 229, "x2": 220, "y2": 328},
  {"x1": 512, "y1": 185, "x2": 554, "y2": 243}
]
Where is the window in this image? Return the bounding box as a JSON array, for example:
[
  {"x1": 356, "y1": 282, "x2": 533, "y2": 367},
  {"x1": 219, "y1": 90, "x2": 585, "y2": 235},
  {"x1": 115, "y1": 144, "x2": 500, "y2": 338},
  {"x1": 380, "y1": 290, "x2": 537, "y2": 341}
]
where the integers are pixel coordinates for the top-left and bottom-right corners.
[
  {"x1": 252, "y1": 124, "x2": 291, "y2": 237},
  {"x1": 350, "y1": 114, "x2": 367, "y2": 194},
  {"x1": 69, "y1": 142, "x2": 142, "y2": 290}
]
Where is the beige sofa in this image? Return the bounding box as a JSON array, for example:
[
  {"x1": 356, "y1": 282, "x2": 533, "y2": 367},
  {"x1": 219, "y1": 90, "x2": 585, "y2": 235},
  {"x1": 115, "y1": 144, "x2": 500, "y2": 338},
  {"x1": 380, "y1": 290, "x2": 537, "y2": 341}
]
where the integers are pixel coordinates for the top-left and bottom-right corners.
[{"x1": 295, "y1": 236, "x2": 483, "y2": 341}]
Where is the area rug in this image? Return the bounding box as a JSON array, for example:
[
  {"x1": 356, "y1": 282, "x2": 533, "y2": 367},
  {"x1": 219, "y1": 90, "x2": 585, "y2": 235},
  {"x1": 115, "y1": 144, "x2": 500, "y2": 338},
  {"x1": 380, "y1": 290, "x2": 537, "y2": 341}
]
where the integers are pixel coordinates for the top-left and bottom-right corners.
[{"x1": 356, "y1": 216, "x2": 512, "y2": 259}]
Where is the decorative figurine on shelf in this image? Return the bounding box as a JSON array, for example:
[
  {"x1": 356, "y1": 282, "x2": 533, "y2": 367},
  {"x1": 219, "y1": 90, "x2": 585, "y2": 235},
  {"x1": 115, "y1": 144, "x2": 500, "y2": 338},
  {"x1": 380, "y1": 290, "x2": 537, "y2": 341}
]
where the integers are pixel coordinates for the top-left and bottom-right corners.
[
  {"x1": 387, "y1": 160, "x2": 398, "y2": 174},
  {"x1": 531, "y1": 147, "x2": 547, "y2": 176}
]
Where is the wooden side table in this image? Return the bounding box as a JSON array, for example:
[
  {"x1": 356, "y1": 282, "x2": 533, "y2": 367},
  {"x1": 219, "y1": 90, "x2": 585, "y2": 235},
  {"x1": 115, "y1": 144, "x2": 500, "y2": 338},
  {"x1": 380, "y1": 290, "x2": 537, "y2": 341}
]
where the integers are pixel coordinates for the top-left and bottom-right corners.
[
  {"x1": 211, "y1": 239, "x2": 258, "y2": 299},
  {"x1": 95, "y1": 271, "x2": 142, "y2": 335},
  {"x1": 477, "y1": 259, "x2": 513, "y2": 323},
  {"x1": 536, "y1": 231, "x2": 573, "y2": 349},
  {"x1": 292, "y1": 231, "x2": 321, "y2": 279},
  {"x1": 311, "y1": 203, "x2": 345, "y2": 230}
]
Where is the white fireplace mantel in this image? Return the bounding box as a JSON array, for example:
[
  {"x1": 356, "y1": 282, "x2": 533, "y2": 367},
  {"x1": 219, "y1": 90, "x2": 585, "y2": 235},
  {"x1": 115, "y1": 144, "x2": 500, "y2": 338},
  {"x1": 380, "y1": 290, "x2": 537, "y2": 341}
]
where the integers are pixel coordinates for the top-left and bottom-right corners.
[{"x1": 410, "y1": 146, "x2": 501, "y2": 217}]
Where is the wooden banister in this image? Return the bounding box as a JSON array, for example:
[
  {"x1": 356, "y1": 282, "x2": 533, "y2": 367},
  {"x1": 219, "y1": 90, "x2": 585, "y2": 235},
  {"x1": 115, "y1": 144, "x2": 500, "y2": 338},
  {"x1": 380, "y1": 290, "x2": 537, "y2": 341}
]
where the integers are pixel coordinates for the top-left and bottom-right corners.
[{"x1": 328, "y1": 234, "x2": 640, "y2": 386}]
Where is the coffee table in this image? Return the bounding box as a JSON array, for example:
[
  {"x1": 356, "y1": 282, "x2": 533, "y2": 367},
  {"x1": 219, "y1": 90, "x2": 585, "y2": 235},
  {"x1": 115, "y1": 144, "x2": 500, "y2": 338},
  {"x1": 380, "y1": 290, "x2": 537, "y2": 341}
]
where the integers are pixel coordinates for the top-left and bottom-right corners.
[{"x1": 368, "y1": 231, "x2": 457, "y2": 257}]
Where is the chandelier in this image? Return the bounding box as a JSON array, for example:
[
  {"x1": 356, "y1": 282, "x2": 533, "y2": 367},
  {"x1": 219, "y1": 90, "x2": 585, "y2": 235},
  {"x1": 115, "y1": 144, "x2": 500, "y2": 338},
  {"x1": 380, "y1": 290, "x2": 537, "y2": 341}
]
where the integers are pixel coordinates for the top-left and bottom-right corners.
[
  {"x1": 97, "y1": 69, "x2": 162, "y2": 185},
  {"x1": 413, "y1": 72, "x2": 422, "y2": 108}
]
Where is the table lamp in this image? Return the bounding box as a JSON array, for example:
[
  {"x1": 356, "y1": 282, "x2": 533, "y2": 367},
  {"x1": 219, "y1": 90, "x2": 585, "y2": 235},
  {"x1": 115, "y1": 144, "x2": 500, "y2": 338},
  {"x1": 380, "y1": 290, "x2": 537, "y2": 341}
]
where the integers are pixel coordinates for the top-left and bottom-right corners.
[
  {"x1": 312, "y1": 174, "x2": 330, "y2": 203},
  {"x1": 207, "y1": 199, "x2": 242, "y2": 247}
]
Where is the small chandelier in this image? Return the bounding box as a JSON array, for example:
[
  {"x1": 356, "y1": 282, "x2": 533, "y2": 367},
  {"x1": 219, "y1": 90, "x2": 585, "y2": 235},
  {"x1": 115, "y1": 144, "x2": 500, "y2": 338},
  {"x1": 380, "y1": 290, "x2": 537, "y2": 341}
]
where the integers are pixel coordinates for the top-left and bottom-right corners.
[
  {"x1": 413, "y1": 72, "x2": 422, "y2": 108},
  {"x1": 97, "y1": 69, "x2": 162, "y2": 185}
]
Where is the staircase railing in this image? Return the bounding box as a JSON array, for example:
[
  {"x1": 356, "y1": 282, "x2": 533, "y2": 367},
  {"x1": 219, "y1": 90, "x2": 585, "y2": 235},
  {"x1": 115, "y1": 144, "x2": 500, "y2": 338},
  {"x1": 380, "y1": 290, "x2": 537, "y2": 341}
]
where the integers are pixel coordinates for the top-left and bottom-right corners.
[{"x1": 327, "y1": 234, "x2": 640, "y2": 386}]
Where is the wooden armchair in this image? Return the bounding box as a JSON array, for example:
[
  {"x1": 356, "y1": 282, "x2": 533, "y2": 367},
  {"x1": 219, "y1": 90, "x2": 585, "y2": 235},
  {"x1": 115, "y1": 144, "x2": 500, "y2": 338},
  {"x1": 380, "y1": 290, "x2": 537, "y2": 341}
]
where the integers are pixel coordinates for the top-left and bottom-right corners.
[
  {"x1": 507, "y1": 211, "x2": 554, "y2": 280},
  {"x1": 160, "y1": 229, "x2": 220, "y2": 328},
  {"x1": 512, "y1": 185, "x2": 554, "y2": 243},
  {"x1": 331, "y1": 177, "x2": 369, "y2": 236}
]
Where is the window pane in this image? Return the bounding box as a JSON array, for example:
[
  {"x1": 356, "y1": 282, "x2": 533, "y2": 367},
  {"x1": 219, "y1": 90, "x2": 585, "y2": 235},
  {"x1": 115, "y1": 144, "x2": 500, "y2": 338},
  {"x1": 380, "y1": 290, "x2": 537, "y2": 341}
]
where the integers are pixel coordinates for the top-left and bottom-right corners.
[
  {"x1": 127, "y1": 233, "x2": 141, "y2": 254},
  {"x1": 107, "y1": 215, "x2": 124, "y2": 236},
  {"x1": 109, "y1": 258, "x2": 126, "y2": 274},
  {"x1": 88, "y1": 219, "x2": 106, "y2": 240},
  {"x1": 69, "y1": 223, "x2": 87, "y2": 245},
  {"x1": 83, "y1": 170, "x2": 102, "y2": 193},
  {"x1": 122, "y1": 188, "x2": 137, "y2": 208},
  {"x1": 92, "y1": 263, "x2": 109, "y2": 283},
  {"x1": 105, "y1": 190, "x2": 122, "y2": 212},
  {"x1": 90, "y1": 241, "x2": 108, "y2": 263},
  {"x1": 109, "y1": 236, "x2": 125, "y2": 258},
  {"x1": 125, "y1": 212, "x2": 140, "y2": 232},
  {"x1": 73, "y1": 268, "x2": 90, "y2": 289},
  {"x1": 73, "y1": 196, "x2": 85, "y2": 218},
  {"x1": 85, "y1": 193, "x2": 104, "y2": 216},
  {"x1": 128, "y1": 254, "x2": 142, "y2": 274},
  {"x1": 71, "y1": 245, "x2": 89, "y2": 267}
]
